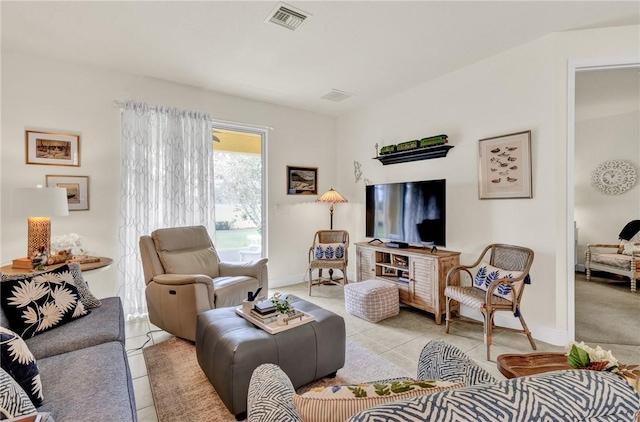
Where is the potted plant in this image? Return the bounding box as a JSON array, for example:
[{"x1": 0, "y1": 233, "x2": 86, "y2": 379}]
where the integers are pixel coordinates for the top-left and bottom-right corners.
[{"x1": 271, "y1": 292, "x2": 293, "y2": 325}]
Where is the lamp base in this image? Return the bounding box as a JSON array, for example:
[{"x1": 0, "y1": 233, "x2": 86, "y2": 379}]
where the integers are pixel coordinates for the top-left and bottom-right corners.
[{"x1": 12, "y1": 257, "x2": 33, "y2": 269}]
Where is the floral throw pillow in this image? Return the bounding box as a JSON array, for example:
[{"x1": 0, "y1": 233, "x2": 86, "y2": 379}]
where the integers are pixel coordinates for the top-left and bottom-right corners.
[
  {"x1": 293, "y1": 379, "x2": 464, "y2": 422},
  {"x1": 314, "y1": 243, "x2": 346, "y2": 260},
  {"x1": 1, "y1": 266, "x2": 89, "y2": 339},
  {"x1": 473, "y1": 262, "x2": 524, "y2": 301},
  {"x1": 0, "y1": 327, "x2": 43, "y2": 406}
]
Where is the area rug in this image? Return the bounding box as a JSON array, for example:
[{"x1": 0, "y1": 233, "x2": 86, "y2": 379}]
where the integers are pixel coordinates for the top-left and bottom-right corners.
[{"x1": 143, "y1": 337, "x2": 411, "y2": 422}]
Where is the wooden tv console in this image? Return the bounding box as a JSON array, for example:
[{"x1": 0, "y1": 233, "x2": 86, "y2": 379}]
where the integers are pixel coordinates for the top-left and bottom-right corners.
[{"x1": 355, "y1": 242, "x2": 460, "y2": 324}]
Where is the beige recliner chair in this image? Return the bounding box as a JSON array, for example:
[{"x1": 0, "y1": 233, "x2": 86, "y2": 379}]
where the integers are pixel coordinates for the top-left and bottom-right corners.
[{"x1": 139, "y1": 225, "x2": 268, "y2": 341}]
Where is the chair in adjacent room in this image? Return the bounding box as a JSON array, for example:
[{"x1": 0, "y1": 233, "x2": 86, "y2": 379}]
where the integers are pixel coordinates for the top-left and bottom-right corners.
[
  {"x1": 139, "y1": 225, "x2": 268, "y2": 341},
  {"x1": 443, "y1": 243, "x2": 536, "y2": 360},
  {"x1": 307, "y1": 230, "x2": 349, "y2": 295},
  {"x1": 585, "y1": 220, "x2": 640, "y2": 293}
]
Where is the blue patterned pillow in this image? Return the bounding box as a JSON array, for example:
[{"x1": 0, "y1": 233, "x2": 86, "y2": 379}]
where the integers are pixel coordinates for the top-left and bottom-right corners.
[
  {"x1": 473, "y1": 262, "x2": 523, "y2": 301},
  {"x1": 1, "y1": 265, "x2": 89, "y2": 339},
  {"x1": 314, "y1": 243, "x2": 346, "y2": 260},
  {"x1": 0, "y1": 327, "x2": 43, "y2": 406}
]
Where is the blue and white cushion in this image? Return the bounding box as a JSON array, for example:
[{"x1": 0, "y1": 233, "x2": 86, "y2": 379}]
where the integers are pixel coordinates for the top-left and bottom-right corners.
[
  {"x1": 314, "y1": 243, "x2": 346, "y2": 260},
  {"x1": 0, "y1": 327, "x2": 43, "y2": 406},
  {"x1": 1, "y1": 265, "x2": 89, "y2": 339},
  {"x1": 473, "y1": 262, "x2": 523, "y2": 301}
]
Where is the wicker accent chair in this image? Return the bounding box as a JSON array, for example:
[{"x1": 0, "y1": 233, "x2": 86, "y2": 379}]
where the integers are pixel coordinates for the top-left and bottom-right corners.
[
  {"x1": 444, "y1": 244, "x2": 536, "y2": 360},
  {"x1": 585, "y1": 222, "x2": 640, "y2": 293},
  {"x1": 307, "y1": 230, "x2": 349, "y2": 295}
]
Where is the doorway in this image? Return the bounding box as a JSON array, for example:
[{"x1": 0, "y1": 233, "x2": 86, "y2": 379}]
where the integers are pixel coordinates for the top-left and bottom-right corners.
[{"x1": 567, "y1": 60, "x2": 640, "y2": 362}]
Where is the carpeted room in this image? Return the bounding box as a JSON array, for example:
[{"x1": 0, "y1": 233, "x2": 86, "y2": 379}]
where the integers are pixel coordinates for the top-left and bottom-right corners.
[{"x1": 1, "y1": 1, "x2": 640, "y2": 422}]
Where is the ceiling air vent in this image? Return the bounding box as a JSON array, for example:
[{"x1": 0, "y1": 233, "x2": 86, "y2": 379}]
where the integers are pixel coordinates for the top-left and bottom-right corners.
[
  {"x1": 265, "y1": 2, "x2": 311, "y2": 31},
  {"x1": 321, "y1": 89, "x2": 354, "y2": 103}
]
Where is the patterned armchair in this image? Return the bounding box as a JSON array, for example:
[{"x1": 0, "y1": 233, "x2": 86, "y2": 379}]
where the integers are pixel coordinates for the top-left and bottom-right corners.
[
  {"x1": 443, "y1": 244, "x2": 536, "y2": 360},
  {"x1": 307, "y1": 230, "x2": 349, "y2": 295},
  {"x1": 585, "y1": 220, "x2": 640, "y2": 293}
]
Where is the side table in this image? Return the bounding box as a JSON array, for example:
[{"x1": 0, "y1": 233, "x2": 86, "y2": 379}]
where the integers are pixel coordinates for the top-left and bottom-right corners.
[
  {"x1": 497, "y1": 352, "x2": 570, "y2": 379},
  {"x1": 0, "y1": 257, "x2": 113, "y2": 276}
]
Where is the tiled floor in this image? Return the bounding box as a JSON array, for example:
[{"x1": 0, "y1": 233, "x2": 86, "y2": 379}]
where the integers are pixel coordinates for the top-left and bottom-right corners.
[{"x1": 126, "y1": 281, "x2": 571, "y2": 421}]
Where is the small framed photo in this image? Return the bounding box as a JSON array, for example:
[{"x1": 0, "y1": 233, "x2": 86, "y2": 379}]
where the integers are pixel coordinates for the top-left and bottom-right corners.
[
  {"x1": 382, "y1": 267, "x2": 398, "y2": 276},
  {"x1": 478, "y1": 130, "x2": 532, "y2": 199},
  {"x1": 26, "y1": 130, "x2": 80, "y2": 166},
  {"x1": 287, "y1": 166, "x2": 317, "y2": 195},
  {"x1": 46, "y1": 175, "x2": 89, "y2": 211}
]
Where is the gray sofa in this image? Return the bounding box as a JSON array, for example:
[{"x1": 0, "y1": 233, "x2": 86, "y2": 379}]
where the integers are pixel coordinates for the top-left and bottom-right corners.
[
  {"x1": 0, "y1": 297, "x2": 137, "y2": 422},
  {"x1": 248, "y1": 340, "x2": 640, "y2": 422}
]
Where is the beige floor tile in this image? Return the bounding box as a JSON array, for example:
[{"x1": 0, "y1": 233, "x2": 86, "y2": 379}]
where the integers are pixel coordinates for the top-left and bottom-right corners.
[
  {"x1": 380, "y1": 349, "x2": 416, "y2": 377},
  {"x1": 348, "y1": 332, "x2": 392, "y2": 354},
  {"x1": 151, "y1": 330, "x2": 174, "y2": 344},
  {"x1": 126, "y1": 334, "x2": 153, "y2": 356},
  {"x1": 128, "y1": 352, "x2": 148, "y2": 379},
  {"x1": 132, "y1": 376, "x2": 154, "y2": 410},
  {"x1": 137, "y1": 405, "x2": 159, "y2": 422},
  {"x1": 125, "y1": 319, "x2": 151, "y2": 338}
]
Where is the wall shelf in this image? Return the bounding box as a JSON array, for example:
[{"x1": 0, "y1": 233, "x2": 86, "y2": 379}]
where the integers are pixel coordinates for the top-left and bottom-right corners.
[{"x1": 373, "y1": 144, "x2": 454, "y2": 165}]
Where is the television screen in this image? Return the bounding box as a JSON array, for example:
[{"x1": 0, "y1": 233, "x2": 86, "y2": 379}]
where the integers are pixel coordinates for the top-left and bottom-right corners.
[{"x1": 365, "y1": 179, "x2": 446, "y2": 247}]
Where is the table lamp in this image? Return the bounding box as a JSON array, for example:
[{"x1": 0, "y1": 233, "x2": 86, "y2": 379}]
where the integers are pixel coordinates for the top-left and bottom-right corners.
[
  {"x1": 316, "y1": 188, "x2": 348, "y2": 229},
  {"x1": 12, "y1": 186, "x2": 69, "y2": 269}
]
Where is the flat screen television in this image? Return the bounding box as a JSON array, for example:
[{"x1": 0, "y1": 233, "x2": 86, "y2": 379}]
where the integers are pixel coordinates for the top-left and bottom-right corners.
[{"x1": 365, "y1": 179, "x2": 446, "y2": 247}]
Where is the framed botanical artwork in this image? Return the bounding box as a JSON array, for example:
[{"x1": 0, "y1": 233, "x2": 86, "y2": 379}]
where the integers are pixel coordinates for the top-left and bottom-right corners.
[
  {"x1": 46, "y1": 175, "x2": 89, "y2": 211},
  {"x1": 26, "y1": 130, "x2": 80, "y2": 166},
  {"x1": 287, "y1": 166, "x2": 318, "y2": 195},
  {"x1": 478, "y1": 130, "x2": 532, "y2": 199}
]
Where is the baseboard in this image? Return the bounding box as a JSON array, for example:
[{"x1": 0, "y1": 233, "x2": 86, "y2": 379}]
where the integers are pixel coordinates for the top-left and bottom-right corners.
[
  {"x1": 459, "y1": 307, "x2": 569, "y2": 346},
  {"x1": 575, "y1": 264, "x2": 585, "y2": 272}
]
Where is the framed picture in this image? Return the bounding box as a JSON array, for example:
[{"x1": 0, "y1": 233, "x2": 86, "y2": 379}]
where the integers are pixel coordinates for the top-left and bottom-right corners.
[
  {"x1": 287, "y1": 166, "x2": 317, "y2": 195},
  {"x1": 478, "y1": 130, "x2": 532, "y2": 199},
  {"x1": 382, "y1": 267, "x2": 397, "y2": 276},
  {"x1": 26, "y1": 130, "x2": 80, "y2": 166},
  {"x1": 46, "y1": 175, "x2": 89, "y2": 211}
]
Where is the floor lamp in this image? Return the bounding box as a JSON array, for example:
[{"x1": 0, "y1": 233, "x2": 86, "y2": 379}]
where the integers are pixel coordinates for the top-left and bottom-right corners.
[
  {"x1": 12, "y1": 187, "x2": 69, "y2": 269},
  {"x1": 315, "y1": 188, "x2": 348, "y2": 229}
]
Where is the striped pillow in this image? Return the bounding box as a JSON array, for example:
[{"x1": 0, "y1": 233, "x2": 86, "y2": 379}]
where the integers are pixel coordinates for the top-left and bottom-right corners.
[{"x1": 293, "y1": 379, "x2": 464, "y2": 422}]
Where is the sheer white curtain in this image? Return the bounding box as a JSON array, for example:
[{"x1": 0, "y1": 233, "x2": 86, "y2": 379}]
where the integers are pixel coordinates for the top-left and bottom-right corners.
[{"x1": 117, "y1": 100, "x2": 215, "y2": 319}]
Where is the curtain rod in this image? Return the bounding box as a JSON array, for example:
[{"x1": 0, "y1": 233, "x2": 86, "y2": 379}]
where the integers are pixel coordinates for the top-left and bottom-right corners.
[{"x1": 113, "y1": 100, "x2": 274, "y2": 131}]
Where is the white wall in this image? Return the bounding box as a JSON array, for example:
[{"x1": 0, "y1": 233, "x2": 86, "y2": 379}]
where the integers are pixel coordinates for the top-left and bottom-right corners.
[
  {"x1": 1, "y1": 50, "x2": 336, "y2": 297},
  {"x1": 335, "y1": 25, "x2": 639, "y2": 345}
]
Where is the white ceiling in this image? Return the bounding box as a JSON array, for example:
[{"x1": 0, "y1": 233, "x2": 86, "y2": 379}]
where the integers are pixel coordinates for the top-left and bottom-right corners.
[
  {"x1": 2, "y1": 1, "x2": 639, "y2": 116},
  {"x1": 576, "y1": 68, "x2": 640, "y2": 121}
]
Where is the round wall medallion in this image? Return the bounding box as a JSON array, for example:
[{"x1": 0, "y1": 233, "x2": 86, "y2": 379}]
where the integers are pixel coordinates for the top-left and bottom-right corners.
[{"x1": 590, "y1": 160, "x2": 636, "y2": 195}]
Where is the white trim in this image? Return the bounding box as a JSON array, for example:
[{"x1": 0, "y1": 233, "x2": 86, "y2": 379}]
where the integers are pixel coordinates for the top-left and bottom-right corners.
[{"x1": 566, "y1": 57, "x2": 640, "y2": 343}]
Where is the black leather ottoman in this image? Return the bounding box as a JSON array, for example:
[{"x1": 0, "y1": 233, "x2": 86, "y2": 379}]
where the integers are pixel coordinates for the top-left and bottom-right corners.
[{"x1": 195, "y1": 295, "x2": 346, "y2": 420}]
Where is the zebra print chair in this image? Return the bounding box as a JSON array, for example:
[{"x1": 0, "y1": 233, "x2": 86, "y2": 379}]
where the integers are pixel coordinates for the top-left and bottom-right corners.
[{"x1": 444, "y1": 243, "x2": 536, "y2": 360}]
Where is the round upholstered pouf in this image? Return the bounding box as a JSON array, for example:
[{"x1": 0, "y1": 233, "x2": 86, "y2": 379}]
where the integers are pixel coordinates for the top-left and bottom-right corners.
[{"x1": 344, "y1": 279, "x2": 399, "y2": 322}]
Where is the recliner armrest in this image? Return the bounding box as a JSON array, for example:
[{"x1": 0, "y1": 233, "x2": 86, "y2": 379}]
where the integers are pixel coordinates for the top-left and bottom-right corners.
[
  {"x1": 219, "y1": 258, "x2": 268, "y2": 278},
  {"x1": 152, "y1": 274, "x2": 214, "y2": 286}
]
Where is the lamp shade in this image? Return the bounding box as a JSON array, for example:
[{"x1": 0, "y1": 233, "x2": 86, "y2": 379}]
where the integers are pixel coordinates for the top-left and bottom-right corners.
[
  {"x1": 316, "y1": 188, "x2": 348, "y2": 204},
  {"x1": 12, "y1": 187, "x2": 69, "y2": 218}
]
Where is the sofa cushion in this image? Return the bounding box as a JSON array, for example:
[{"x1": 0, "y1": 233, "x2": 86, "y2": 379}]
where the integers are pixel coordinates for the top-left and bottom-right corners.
[
  {"x1": 1, "y1": 268, "x2": 89, "y2": 339},
  {"x1": 0, "y1": 327, "x2": 43, "y2": 406},
  {"x1": 65, "y1": 263, "x2": 102, "y2": 309},
  {"x1": 473, "y1": 262, "x2": 523, "y2": 301},
  {"x1": 293, "y1": 379, "x2": 464, "y2": 422},
  {"x1": 24, "y1": 297, "x2": 125, "y2": 360},
  {"x1": 36, "y1": 341, "x2": 136, "y2": 422},
  {"x1": 0, "y1": 367, "x2": 37, "y2": 419}
]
